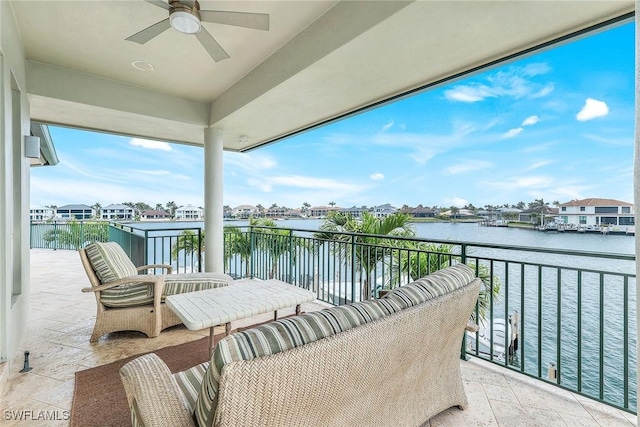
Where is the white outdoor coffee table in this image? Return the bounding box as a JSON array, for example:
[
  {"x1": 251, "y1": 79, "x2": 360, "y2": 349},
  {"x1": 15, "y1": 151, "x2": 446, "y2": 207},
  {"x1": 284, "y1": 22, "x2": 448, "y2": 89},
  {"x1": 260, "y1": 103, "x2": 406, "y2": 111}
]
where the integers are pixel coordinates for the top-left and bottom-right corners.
[{"x1": 166, "y1": 278, "x2": 316, "y2": 354}]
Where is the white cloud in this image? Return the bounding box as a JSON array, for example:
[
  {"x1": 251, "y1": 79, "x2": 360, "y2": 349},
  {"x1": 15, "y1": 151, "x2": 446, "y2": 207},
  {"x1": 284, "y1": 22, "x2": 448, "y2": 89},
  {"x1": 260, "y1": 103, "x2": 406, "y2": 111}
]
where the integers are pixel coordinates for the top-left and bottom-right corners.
[
  {"x1": 521, "y1": 115, "x2": 539, "y2": 126},
  {"x1": 270, "y1": 175, "x2": 362, "y2": 192},
  {"x1": 444, "y1": 86, "x2": 493, "y2": 102},
  {"x1": 369, "y1": 173, "x2": 385, "y2": 181},
  {"x1": 381, "y1": 121, "x2": 394, "y2": 132},
  {"x1": 131, "y1": 170, "x2": 171, "y2": 176},
  {"x1": 484, "y1": 175, "x2": 553, "y2": 190},
  {"x1": 444, "y1": 63, "x2": 552, "y2": 103},
  {"x1": 225, "y1": 152, "x2": 277, "y2": 171},
  {"x1": 583, "y1": 134, "x2": 633, "y2": 146},
  {"x1": 524, "y1": 160, "x2": 553, "y2": 171},
  {"x1": 531, "y1": 84, "x2": 554, "y2": 98},
  {"x1": 443, "y1": 197, "x2": 468, "y2": 208},
  {"x1": 576, "y1": 98, "x2": 609, "y2": 121},
  {"x1": 130, "y1": 138, "x2": 172, "y2": 151},
  {"x1": 501, "y1": 128, "x2": 523, "y2": 139},
  {"x1": 445, "y1": 160, "x2": 493, "y2": 175}
]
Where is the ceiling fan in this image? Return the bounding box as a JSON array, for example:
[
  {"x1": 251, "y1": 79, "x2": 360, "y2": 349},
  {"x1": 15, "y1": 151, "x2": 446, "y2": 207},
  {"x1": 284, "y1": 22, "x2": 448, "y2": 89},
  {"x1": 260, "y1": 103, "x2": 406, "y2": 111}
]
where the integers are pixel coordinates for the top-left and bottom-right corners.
[{"x1": 126, "y1": 0, "x2": 270, "y2": 62}]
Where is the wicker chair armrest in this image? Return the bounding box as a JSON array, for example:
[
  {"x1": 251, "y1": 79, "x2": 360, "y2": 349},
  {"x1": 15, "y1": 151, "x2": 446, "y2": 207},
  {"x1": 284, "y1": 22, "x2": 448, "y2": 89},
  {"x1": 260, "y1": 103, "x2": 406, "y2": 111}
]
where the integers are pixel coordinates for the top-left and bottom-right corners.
[
  {"x1": 138, "y1": 264, "x2": 173, "y2": 274},
  {"x1": 465, "y1": 320, "x2": 479, "y2": 333},
  {"x1": 81, "y1": 275, "x2": 164, "y2": 293},
  {"x1": 120, "y1": 353, "x2": 195, "y2": 427}
]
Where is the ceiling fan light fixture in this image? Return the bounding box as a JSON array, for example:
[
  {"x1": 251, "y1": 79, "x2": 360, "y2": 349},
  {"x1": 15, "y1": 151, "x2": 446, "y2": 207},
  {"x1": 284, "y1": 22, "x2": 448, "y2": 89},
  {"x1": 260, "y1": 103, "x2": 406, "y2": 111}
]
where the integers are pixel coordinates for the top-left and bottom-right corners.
[{"x1": 170, "y1": 10, "x2": 201, "y2": 34}]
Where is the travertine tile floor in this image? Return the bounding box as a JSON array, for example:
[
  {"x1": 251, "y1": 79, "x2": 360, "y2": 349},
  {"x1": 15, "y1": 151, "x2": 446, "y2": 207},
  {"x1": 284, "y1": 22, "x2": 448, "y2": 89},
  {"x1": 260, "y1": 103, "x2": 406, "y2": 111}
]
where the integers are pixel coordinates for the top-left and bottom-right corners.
[{"x1": 0, "y1": 249, "x2": 636, "y2": 426}]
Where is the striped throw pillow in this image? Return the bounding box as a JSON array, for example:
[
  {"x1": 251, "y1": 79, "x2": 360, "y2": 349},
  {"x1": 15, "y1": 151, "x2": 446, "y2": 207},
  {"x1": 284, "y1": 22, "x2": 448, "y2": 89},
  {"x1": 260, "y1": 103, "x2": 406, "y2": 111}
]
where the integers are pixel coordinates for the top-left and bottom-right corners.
[
  {"x1": 385, "y1": 263, "x2": 476, "y2": 307},
  {"x1": 85, "y1": 242, "x2": 152, "y2": 308}
]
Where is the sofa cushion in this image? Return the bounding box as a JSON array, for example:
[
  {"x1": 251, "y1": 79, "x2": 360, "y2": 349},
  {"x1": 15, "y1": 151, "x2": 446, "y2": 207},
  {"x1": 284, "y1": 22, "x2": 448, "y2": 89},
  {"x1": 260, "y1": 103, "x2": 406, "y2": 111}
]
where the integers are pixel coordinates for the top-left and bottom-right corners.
[
  {"x1": 100, "y1": 283, "x2": 154, "y2": 308},
  {"x1": 162, "y1": 274, "x2": 231, "y2": 301},
  {"x1": 384, "y1": 263, "x2": 476, "y2": 307},
  {"x1": 174, "y1": 362, "x2": 209, "y2": 414},
  {"x1": 194, "y1": 297, "x2": 406, "y2": 427}
]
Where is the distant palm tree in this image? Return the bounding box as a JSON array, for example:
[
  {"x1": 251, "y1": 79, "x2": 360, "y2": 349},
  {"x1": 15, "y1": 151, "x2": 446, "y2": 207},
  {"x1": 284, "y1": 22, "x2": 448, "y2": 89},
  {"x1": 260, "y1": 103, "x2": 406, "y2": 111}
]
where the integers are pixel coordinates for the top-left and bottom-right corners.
[
  {"x1": 155, "y1": 203, "x2": 164, "y2": 211},
  {"x1": 329, "y1": 201, "x2": 336, "y2": 208},
  {"x1": 450, "y1": 206, "x2": 460, "y2": 220},
  {"x1": 166, "y1": 201, "x2": 178, "y2": 218},
  {"x1": 91, "y1": 202, "x2": 102, "y2": 219},
  {"x1": 528, "y1": 198, "x2": 550, "y2": 227}
]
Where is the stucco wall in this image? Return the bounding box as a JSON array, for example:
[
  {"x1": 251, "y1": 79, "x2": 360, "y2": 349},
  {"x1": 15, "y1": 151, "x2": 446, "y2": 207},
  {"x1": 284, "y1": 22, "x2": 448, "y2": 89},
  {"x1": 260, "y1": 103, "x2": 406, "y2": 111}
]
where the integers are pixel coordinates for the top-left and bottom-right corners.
[{"x1": 0, "y1": 0, "x2": 31, "y2": 395}]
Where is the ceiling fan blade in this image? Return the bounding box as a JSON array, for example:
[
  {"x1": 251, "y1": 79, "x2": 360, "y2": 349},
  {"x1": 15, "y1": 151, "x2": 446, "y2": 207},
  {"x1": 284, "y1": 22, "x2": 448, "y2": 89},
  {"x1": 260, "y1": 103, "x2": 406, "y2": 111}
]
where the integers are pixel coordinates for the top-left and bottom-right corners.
[
  {"x1": 126, "y1": 19, "x2": 171, "y2": 44},
  {"x1": 195, "y1": 28, "x2": 230, "y2": 62},
  {"x1": 200, "y1": 11, "x2": 269, "y2": 31},
  {"x1": 144, "y1": 0, "x2": 170, "y2": 10}
]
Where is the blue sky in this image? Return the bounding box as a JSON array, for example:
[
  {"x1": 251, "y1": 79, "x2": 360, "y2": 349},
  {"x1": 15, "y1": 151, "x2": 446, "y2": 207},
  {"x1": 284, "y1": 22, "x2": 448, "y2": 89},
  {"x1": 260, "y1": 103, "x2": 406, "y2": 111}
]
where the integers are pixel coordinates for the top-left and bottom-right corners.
[{"x1": 31, "y1": 22, "x2": 635, "y2": 210}]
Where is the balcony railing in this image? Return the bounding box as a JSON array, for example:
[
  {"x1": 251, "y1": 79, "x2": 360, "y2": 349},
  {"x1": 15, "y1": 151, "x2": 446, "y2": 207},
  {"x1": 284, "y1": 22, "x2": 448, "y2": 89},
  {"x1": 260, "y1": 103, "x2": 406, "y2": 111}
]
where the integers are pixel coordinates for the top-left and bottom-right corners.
[{"x1": 29, "y1": 221, "x2": 637, "y2": 413}]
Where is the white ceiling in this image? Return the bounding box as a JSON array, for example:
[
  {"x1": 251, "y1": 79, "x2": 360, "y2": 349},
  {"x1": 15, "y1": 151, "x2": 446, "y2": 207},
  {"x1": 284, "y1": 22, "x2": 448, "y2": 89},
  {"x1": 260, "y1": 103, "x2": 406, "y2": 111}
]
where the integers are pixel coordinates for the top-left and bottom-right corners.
[{"x1": 10, "y1": 0, "x2": 635, "y2": 151}]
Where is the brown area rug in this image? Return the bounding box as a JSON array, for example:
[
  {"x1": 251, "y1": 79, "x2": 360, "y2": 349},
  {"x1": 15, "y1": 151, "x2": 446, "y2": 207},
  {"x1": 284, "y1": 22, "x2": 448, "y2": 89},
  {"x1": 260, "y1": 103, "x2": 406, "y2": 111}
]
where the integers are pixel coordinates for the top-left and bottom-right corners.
[
  {"x1": 71, "y1": 315, "x2": 299, "y2": 427},
  {"x1": 71, "y1": 334, "x2": 213, "y2": 427}
]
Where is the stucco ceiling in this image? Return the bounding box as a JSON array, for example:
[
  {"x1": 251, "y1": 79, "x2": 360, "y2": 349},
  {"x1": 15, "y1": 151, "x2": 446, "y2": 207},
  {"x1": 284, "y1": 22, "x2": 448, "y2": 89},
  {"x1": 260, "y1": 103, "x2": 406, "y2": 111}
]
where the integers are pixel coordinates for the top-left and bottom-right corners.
[{"x1": 10, "y1": 0, "x2": 635, "y2": 151}]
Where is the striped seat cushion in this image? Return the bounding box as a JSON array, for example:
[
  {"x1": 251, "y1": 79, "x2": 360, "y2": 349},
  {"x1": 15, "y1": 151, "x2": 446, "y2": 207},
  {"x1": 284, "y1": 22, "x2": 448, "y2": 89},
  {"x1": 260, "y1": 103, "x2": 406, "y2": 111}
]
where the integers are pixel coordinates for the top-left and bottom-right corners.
[
  {"x1": 162, "y1": 274, "x2": 231, "y2": 301},
  {"x1": 194, "y1": 297, "x2": 406, "y2": 426},
  {"x1": 85, "y1": 242, "x2": 153, "y2": 308},
  {"x1": 384, "y1": 263, "x2": 476, "y2": 307},
  {"x1": 174, "y1": 362, "x2": 209, "y2": 414}
]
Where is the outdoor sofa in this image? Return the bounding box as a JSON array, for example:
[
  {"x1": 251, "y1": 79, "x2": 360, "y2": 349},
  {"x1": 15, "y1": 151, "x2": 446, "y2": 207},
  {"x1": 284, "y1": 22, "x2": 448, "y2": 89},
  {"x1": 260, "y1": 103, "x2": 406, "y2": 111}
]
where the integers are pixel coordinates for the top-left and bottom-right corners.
[
  {"x1": 120, "y1": 264, "x2": 481, "y2": 426},
  {"x1": 80, "y1": 241, "x2": 233, "y2": 342}
]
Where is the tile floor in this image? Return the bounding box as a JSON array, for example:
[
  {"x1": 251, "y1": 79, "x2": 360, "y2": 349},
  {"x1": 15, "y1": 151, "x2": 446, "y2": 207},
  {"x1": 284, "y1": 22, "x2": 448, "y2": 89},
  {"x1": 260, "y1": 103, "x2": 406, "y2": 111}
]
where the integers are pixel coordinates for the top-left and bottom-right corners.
[{"x1": 0, "y1": 249, "x2": 636, "y2": 426}]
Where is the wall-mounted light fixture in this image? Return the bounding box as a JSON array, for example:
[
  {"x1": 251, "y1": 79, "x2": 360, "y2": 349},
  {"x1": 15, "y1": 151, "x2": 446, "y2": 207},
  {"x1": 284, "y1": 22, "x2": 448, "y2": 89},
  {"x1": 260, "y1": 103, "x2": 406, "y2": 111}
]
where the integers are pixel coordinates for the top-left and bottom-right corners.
[{"x1": 24, "y1": 135, "x2": 41, "y2": 159}]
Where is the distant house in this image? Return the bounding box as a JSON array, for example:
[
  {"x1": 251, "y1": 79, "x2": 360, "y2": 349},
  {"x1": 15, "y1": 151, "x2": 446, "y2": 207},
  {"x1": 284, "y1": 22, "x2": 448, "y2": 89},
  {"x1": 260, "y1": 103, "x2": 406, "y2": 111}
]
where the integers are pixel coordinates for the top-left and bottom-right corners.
[
  {"x1": 101, "y1": 204, "x2": 134, "y2": 221},
  {"x1": 284, "y1": 209, "x2": 302, "y2": 218},
  {"x1": 56, "y1": 204, "x2": 94, "y2": 220},
  {"x1": 404, "y1": 206, "x2": 436, "y2": 218},
  {"x1": 309, "y1": 206, "x2": 340, "y2": 218},
  {"x1": 266, "y1": 206, "x2": 286, "y2": 218},
  {"x1": 371, "y1": 204, "x2": 397, "y2": 218},
  {"x1": 140, "y1": 210, "x2": 171, "y2": 221},
  {"x1": 558, "y1": 198, "x2": 634, "y2": 227},
  {"x1": 232, "y1": 205, "x2": 258, "y2": 219},
  {"x1": 175, "y1": 205, "x2": 203, "y2": 220},
  {"x1": 341, "y1": 206, "x2": 368, "y2": 219},
  {"x1": 30, "y1": 206, "x2": 55, "y2": 221},
  {"x1": 441, "y1": 209, "x2": 475, "y2": 219}
]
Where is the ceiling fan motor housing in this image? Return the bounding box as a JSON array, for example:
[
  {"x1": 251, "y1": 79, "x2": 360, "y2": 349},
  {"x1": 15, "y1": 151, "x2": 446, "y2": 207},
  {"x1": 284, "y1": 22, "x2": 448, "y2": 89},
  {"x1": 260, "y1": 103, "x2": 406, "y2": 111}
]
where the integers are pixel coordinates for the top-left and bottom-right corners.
[{"x1": 169, "y1": 1, "x2": 201, "y2": 34}]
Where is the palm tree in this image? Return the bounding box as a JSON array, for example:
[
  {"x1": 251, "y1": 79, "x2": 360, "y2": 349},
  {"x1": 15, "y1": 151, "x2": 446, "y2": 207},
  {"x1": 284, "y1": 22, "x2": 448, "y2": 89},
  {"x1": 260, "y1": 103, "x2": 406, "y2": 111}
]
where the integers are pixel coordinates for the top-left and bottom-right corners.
[
  {"x1": 301, "y1": 202, "x2": 310, "y2": 216},
  {"x1": 171, "y1": 229, "x2": 204, "y2": 271},
  {"x1": 224, "y1": 227, "x2": 252, "y2": 276},
  {"x1": 91, "y1": 202, "x2": 102, "y2": 219},
  {"x1": 396, "y1": 241, "x2": 500, "y2": 321},
  {"x1": 328, "y1": 201, "x2": 336, "y2": 208},
  {"x1": 256, "y1": 204, "x2": 264, "y2": 217},
  {"x1": 450, "y1": 206, "x2": 460, "y2": 220},
  {"x1": 166, "y1": 201, "x2": 178, "y2": 218},
  {"x1": 316, "y1": 211, "x2": 415, "y2": 300},
  {"x1": 528, "y1": 198, "x2": 550, "y2": 227},
  {"x1": 155, "y1": 203, "x2": 164, "y2": 211},
  {"x1": 251, "y1": 218, "x2": 296, "y2": 279}
]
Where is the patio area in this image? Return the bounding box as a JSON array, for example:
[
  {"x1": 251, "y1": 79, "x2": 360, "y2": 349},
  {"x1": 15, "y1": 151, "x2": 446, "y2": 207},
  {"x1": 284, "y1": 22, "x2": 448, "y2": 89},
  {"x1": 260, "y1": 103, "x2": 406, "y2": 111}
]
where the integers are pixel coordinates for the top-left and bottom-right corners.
[{"x1": 0, "y1": 249, "x2": 636, "y2": 426}]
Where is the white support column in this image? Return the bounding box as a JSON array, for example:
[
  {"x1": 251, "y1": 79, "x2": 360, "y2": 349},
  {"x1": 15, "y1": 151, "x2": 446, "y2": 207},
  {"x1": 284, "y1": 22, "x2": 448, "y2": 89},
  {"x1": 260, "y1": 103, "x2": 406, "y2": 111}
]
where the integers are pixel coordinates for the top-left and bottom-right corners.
[
  {"x1": 634, "y1": 0, "x2": 639, "y2": 410},
  {"x1": 204, "y1": 128, "x2": 224, "y2": 273}
]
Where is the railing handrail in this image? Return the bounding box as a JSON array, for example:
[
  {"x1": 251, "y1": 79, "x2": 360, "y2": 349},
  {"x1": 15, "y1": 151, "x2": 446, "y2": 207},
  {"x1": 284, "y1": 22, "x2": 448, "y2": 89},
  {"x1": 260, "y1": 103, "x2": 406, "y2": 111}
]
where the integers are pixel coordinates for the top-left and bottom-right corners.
[{"x1": 237, "y1": 225, "x2": 636, "y2": 262}]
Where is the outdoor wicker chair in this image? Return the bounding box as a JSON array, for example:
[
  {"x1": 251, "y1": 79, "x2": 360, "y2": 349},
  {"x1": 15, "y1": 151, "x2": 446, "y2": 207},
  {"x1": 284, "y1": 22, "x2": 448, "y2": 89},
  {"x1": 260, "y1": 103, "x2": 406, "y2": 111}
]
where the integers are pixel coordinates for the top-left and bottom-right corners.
[{"x1": 80, "y1": 241, "x2": 232, "y2": 341}]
